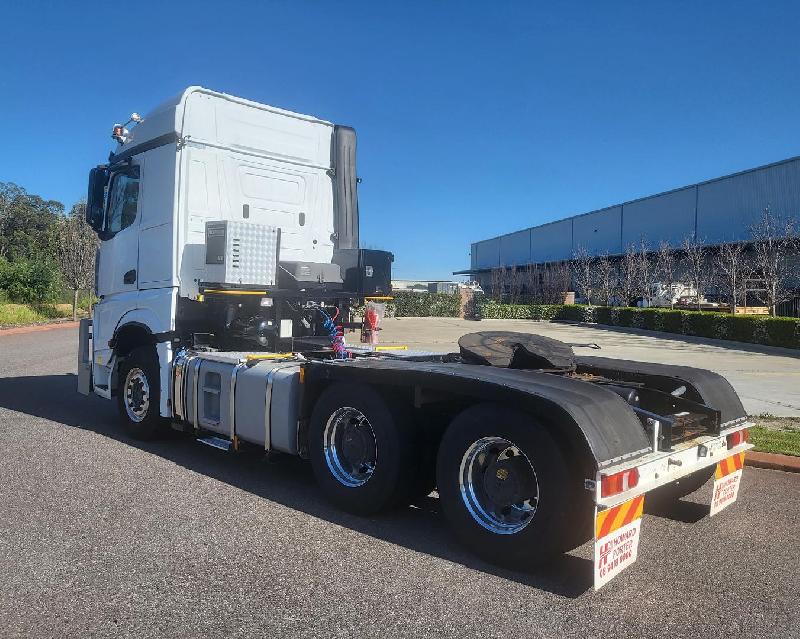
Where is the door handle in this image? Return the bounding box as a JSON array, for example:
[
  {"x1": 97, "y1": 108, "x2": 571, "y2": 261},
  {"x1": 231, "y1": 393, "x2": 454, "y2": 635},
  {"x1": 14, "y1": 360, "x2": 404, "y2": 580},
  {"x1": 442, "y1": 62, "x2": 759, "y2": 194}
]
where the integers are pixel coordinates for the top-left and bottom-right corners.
[{"x1": 124, "y1": 269, "x2": 137, "y2": 285}]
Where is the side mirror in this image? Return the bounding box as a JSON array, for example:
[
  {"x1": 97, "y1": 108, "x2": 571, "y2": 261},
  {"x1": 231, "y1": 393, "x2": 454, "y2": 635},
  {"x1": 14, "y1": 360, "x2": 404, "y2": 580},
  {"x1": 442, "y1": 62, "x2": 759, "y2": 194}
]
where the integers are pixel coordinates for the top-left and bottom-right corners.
[{"x1": 86, "y1": 167, "x2": 109, "y2": 233}]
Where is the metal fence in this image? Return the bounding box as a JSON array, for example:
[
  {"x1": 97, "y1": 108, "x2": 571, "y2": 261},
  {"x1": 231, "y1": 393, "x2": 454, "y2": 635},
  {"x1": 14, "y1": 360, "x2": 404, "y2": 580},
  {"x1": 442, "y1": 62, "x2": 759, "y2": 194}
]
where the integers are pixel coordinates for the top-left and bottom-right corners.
[{"x1": 777, "y1": 296, "x2": 800, "y2": 318}]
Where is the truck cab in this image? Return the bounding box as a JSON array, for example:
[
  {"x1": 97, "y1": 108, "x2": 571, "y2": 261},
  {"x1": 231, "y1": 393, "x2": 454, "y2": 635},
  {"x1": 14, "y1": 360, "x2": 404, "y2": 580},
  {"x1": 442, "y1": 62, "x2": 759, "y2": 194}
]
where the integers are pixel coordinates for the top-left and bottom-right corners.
[{"x1": 83, "y1": 87, "x2": 390, "y2": 415}]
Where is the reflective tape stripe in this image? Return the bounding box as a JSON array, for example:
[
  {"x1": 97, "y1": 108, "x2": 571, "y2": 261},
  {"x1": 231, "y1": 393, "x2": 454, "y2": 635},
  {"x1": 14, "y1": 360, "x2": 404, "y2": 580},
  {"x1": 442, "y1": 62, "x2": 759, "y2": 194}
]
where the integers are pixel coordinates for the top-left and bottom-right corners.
[
  {"x1": 715, "y1": 452, "x2": 745, "y2": 480},
  {"x1": 596, "y1": 495, "x2": 644, "y2": 539}
]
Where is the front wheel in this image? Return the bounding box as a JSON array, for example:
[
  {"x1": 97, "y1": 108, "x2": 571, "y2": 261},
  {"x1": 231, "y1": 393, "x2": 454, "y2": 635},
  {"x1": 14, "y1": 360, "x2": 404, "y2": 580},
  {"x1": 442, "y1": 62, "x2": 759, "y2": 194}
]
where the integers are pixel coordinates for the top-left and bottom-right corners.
[
  {"x1": 116, "y1": 345, "x2": 166, "y2": 440},
  {"x1": 436, "y1": 404, "x2": 588, "y2": 570}
]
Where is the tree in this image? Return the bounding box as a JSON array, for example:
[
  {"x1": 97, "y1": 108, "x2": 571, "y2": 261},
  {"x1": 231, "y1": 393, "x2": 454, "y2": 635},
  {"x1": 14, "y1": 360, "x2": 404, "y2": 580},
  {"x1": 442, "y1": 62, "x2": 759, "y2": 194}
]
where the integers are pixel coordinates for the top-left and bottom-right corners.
[
  {"x1": 55, "y1": 201, "x2": 99, "y2": 320},
  {"x1": 0, "y1": 181, "x2": 63, "y2": 261},
  {"x1": 715, "y1": 241, "x2": 752, "y2": 315},
  {"x1": 750, "y1": 207, "x2": 799, "y2": 316},
  {"x1": 655, "y1": 241, "x2": 678, "y2": 309},
  {"x1": 681, "y1": 235, "x2": 711, "y2": 311},
  {"x1": 521, "y1": 264, "x2": 540, "y2": 304},
  {"x1": 571, "y1": 246, "x2": 595, "y2": 306},
  {"x1": 543, "y1": 261, "x2": 571, "y2": 305},
  {"x1": 594, "y1": 252, "x2": 615, "y2": 306},
  {"x1": 490, "y1": 267, "x2": 507, "y2": 302},
  {"x1": 617, "y1": 244, "x2": 638, "y2": 307},
  {"x1": 507, "y1": 265, "x2": 524, "y2": 305},
  {"x1": 632, "y1": 237, "x2": 653, "y2": 306}
]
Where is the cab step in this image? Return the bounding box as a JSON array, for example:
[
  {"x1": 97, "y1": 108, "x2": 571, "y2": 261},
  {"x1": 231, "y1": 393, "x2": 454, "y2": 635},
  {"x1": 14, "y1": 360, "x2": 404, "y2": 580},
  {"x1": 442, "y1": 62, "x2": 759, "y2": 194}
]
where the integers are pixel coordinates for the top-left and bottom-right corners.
[{"x1": 196, "y1": 436, "x2": 233, "y2": 451}]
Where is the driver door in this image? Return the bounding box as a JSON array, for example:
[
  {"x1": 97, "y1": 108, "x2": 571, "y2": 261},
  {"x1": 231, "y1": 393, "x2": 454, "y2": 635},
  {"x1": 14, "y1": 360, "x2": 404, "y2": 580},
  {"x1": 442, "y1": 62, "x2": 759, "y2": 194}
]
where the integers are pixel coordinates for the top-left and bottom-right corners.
[
  {"x1": 94, "y1": 164, "x2": 141, "y2": 371},
  {"x1": 96, "y1": 164, "x2": 141, "y2": 298}
]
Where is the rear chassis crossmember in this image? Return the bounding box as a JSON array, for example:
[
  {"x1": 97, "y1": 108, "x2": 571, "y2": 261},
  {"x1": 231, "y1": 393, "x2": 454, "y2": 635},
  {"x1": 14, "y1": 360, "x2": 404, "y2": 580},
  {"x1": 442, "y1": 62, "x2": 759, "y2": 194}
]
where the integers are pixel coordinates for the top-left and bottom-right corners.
[{"x1": 593, "y1": 420, "x2": 754, "y2": 509}]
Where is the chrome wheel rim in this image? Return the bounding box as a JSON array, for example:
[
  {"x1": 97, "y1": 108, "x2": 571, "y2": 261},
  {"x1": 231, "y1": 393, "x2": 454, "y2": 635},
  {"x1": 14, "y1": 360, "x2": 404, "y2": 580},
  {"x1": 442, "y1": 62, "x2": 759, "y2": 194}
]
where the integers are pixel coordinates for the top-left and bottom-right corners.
[
  {"x1": 459, "y1": 437, "x2": 539, "y2": 535},
  {"x1": 124, "y1": 367, "x2": 150, "y2": 423},
  {"x1": 323, "y1": 407, "x2": 377, "y2": 487}
]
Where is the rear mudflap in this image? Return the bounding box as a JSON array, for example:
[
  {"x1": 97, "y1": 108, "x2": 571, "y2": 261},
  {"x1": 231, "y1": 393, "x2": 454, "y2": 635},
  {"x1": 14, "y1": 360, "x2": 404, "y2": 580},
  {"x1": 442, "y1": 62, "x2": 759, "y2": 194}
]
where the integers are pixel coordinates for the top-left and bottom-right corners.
[{"x1": 591, "y1": 439, "x2": 752, "y2": 590}]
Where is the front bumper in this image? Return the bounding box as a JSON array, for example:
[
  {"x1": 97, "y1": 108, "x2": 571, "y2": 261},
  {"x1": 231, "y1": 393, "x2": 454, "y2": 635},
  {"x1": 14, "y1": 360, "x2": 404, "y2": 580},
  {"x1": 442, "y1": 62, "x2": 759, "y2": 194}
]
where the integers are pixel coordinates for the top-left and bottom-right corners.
[{"x1": 594, "y1": 421, "x2": 754, "y2": 508}]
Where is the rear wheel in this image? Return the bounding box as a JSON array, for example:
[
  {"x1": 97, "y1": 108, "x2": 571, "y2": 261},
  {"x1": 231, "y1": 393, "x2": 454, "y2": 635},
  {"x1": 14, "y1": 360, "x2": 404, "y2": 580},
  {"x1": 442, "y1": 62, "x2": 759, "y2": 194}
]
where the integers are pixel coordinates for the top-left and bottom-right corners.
[
  {"x1": 116, "y1": 345, "x2": 166, "y2": 440},
  {"x1": 309, "y1": 383, "x2": 417, "y2": 515},
  {"x1": 436, "y1": 404, "x2": 587, "y2": 570}
]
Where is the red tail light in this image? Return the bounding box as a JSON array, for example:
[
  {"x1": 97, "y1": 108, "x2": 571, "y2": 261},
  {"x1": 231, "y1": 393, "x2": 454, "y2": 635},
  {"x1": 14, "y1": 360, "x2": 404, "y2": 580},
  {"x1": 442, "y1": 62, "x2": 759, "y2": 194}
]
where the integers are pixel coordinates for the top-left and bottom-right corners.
[
  {"x1": 727, "y1": 428, "x2": 749, "y2": 449},
  {"x1": 600, "y1": 467, "x2": 640, "y2": 497}
]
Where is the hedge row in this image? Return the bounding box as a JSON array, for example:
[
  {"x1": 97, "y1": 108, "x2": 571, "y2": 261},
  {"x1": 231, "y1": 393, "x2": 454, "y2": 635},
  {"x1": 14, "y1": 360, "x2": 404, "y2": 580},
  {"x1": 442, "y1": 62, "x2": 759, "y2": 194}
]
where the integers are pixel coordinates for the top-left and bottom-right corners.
[
  {"x1": 352, "y1": 292, "x2": 463, "y2": 319},
  {"x1": 362, "y1": 292, "x2": 800, "y2": 349},
  {"x1": 393, "y1": 292, "x2": 462, "y2": 317},
  {"x1": 478, "y1": 300, "x2": 592, "y2": 322},
  {"x1": 480, "y1": 302, "x2": 800, "y2": 349}
]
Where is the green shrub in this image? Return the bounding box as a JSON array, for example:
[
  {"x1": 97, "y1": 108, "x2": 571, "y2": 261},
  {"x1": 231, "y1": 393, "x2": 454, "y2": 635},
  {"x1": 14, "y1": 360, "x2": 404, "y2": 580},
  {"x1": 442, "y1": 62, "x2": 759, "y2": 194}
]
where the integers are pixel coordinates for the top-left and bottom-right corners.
[
  {"x1": 614, "y1": 308, "x2": 637, "y2": 327},
  {"x1": 480, "y1": 301, "x2": 539, "y2": 320},
  {"x1": 392, "y1": 292, "x2": 461, "y2": 318},
  {"x1": 536, "y1": 305, "x2": 561, "y2": 321},
  {"x1": 682, "y1": 311, "x2": 717, "y2": 337},
  {"x1": 727, "y1": 315, "x2": 760, "y2": 343},
  {"x1": 711, "y1": 312, "x2": 730, "y2": 340},
  {"x1": 0, "y1": 257, "x2": 60, "y2": 304},
  {"x1": 659, "y1": 310, "x2": 684, "y2": 334},
  {"x1": 555, "y1": 304, "x2": 593, "y2": 322},
  {"x1": 476, "y1": 301, "x2": 800, "y2": 349},
  {"x1": 593, "y1": 306, "x2": 613, "y2": 325},
  {"x1": 636, "y1": 308, "x2": 662, "y2": 331},
  {"x1": 761, "y1": 316, "x2": 800, "y2": 348}
]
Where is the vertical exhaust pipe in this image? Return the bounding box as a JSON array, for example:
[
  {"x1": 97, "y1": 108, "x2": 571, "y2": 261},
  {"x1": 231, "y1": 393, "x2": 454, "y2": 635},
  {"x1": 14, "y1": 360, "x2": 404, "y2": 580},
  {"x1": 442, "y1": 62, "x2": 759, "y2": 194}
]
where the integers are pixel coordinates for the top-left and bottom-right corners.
[{"x1": 331, "y1": 125, "x2": 360, "y2": 250}]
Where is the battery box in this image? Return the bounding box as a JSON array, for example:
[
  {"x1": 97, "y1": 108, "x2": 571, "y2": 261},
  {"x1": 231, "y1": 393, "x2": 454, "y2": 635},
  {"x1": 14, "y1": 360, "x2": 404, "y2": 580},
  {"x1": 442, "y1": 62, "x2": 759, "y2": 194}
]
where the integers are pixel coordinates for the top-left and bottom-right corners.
[{"x1": 204, "y1": 220, "x2": 280, "y2": 287}]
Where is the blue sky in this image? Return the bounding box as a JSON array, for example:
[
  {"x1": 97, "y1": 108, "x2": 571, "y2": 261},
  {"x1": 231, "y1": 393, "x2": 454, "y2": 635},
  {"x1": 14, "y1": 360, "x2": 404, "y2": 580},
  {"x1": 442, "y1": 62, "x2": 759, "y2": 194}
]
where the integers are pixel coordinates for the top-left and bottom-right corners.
[{"x1": 1, "y1": 1, "x2": 799, "y2": 279}]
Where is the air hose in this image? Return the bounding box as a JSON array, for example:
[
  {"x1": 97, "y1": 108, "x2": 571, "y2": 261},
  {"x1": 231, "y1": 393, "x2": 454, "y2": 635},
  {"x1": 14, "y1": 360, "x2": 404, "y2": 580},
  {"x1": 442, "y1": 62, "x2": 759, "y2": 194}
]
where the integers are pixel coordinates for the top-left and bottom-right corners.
[{"x1": 316, "y1": 306, "x2": 349, "y2": 359}]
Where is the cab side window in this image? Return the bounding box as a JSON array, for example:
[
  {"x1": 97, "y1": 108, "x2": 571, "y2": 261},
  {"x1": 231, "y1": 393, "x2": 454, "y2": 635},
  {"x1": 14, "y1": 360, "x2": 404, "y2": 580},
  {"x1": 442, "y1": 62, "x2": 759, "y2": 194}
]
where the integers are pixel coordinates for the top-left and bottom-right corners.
[{"x1": 106, "y1": 167, "x2": 140, "y2": 234}]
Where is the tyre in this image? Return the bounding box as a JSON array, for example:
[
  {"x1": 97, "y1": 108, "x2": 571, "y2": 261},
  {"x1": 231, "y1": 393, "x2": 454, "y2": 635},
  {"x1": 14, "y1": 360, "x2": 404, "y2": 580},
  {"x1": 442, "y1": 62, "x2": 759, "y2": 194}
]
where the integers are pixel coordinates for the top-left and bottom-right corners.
[
  {"x1": 436, "y1": 403, "x2": 587, "y2": 570},
  {"x1": 309, "y1": 383, "x2": 417, "y2": 515},
  {"x1": 116, "y1": 345, "x2": 166, "y2": 440},
  {"x1": 646, "y1": 466, "x2": 715, "y2": 509}
]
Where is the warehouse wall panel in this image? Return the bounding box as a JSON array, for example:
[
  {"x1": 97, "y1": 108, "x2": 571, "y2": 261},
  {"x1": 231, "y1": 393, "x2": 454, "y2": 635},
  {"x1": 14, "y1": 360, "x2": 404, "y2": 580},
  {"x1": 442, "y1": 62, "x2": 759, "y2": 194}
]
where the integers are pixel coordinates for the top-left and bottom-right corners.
[
  {"x1": 499, "y1": 230, "x2": 531, "y2": 265},
  {"x1": 572, "y1": 207, "x2": 622, "y2": 256},
  {"x1": 472, "y1": 238, "x2": 501, "y2": 269},
  {"x1": 697, "y1": 159, "x2": 800, "y2": 244},
  {"x1": 622, "y1": 187, "x2": 696, "y2": 249},
  {"x1": 530, "y1": 219, "x2": 573, "y2": 263}
]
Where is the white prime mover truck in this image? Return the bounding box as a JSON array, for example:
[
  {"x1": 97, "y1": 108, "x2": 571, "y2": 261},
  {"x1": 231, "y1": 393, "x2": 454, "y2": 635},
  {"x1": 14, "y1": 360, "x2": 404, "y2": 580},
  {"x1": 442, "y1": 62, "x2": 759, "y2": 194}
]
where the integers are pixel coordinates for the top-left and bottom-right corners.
[{"x1": 78, "y1": 87, "x2": 753, "y2": 590}]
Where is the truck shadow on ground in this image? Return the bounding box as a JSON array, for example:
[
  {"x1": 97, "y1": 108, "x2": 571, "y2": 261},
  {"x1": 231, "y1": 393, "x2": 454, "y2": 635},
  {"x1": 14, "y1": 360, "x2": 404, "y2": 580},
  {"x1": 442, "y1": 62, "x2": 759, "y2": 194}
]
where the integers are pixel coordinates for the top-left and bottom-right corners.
[{"x1": 0, "y1": 372, "x2": 707, "y2": 597}]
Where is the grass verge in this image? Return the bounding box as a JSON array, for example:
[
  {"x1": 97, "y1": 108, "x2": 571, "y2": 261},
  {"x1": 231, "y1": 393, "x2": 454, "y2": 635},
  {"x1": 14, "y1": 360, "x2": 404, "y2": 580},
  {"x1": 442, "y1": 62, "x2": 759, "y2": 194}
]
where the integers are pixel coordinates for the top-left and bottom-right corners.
[
  {"x1": 749, "y1": 425, "x2": 800, "y2": 457},
  {"x1": 0, "y1": 303, "x2": 77, "y2": 327}
]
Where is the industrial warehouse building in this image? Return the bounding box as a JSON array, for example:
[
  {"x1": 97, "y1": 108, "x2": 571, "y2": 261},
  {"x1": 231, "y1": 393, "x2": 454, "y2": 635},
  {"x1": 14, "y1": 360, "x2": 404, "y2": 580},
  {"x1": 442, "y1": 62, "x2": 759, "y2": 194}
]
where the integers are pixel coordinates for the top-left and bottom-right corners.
[{"x1": 459, "y1": 155, "x2": 800, "y2": 293}]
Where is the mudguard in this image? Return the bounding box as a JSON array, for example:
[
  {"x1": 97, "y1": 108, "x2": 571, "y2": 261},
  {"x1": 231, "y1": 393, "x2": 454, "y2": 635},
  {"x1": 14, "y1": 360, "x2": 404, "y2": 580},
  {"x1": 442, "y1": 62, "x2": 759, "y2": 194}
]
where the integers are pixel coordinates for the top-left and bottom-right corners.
[
  {"x1": 307, "y1": 358, "x2": 652, "y2": 469},
  {"x1": 576, "y1": 356, "x2": 746, "y2": 425}
]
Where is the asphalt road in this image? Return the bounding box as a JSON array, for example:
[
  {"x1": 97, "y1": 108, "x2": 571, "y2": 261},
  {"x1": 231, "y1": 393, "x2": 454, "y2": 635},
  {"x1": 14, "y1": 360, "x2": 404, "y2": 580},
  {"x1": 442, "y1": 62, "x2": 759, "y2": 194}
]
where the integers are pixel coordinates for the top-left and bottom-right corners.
[{"x1": 1, "y1": 327, "x2": 798, "y2": 638}]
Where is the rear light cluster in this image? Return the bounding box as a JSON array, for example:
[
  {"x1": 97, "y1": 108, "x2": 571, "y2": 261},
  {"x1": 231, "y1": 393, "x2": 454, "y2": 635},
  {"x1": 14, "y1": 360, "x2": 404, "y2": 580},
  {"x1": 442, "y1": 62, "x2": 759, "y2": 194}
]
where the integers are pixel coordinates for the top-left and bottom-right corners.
[
  {"x1": 726, "y1": 428, "x2": 749, "y2": 449},
  {"x1": 600, "y1": 467, "x2": 639, "y2": 497}
]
